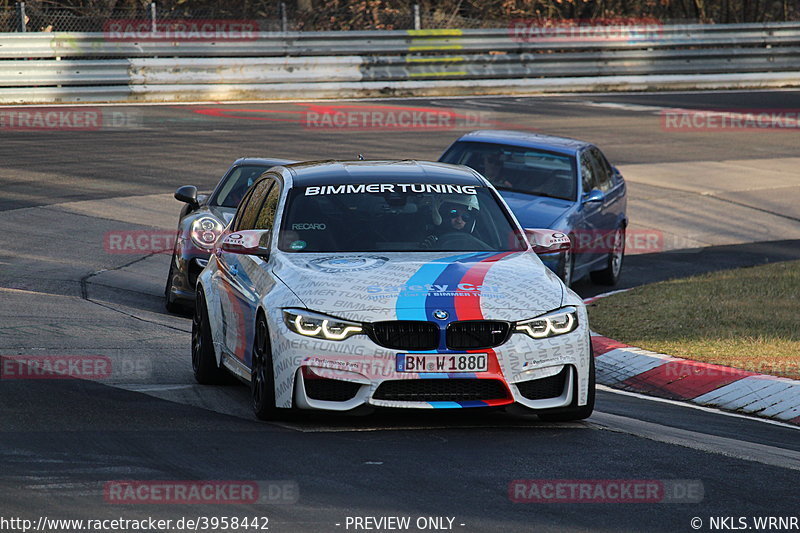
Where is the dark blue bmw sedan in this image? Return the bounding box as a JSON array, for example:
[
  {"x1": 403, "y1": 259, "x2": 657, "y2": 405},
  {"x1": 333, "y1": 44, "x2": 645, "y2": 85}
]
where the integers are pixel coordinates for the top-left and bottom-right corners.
[{"x1": 440, "y1": 130, "x2": 627, "y2": 286}]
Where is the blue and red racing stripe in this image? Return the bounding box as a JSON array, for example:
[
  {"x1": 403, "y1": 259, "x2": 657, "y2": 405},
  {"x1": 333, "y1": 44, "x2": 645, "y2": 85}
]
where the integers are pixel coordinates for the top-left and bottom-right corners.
[{"x1": 395, "y1": 252, "x2": 520, "y2": 408}]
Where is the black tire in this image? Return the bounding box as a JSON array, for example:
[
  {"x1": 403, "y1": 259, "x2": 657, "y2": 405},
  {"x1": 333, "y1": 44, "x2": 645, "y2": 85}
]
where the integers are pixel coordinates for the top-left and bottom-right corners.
[
  {"x1": 191, "y1": 290, "x2": 223, "y2": 384},
  {"x1": 165, "y1": 254, "x2": 189, "y2": 314},
  {"x1": 251, "y1": 313, "x2": 283, "y2": 420},
  {"x1": 537, "y1": 352, "x2": 595, "y2": 422},
  {"x1": 556, "y1": 248, "x2": 574, "y2": 288},
  {"x1": 590, "y1": 226, "x2": 625, "y2": 286}
]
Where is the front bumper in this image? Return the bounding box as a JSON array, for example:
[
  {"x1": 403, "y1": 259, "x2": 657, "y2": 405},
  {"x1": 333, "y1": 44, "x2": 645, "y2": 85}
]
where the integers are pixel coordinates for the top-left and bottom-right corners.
[
  {"x1": 167, "y1": 239, "x2": 212, "y2": 304},
  {"x1": 268, "y1": 311, "x2": 591, "y2": 412}
]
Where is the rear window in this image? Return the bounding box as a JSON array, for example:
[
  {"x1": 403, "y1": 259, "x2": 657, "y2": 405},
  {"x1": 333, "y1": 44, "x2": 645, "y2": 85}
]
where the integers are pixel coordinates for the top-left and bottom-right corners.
[
  {"x1": 440, "y1": 141, "x2": 577, "y2": 201},
  {"x1": 278, "y1": 182, "x2": 527, "y2": 253}
]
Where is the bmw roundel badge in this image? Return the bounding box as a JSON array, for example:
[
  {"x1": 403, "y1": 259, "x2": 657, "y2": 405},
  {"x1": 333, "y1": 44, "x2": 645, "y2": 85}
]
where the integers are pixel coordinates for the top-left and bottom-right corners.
[{"x1": 433, "y1": 310, "x2": 449, "y2": 320}]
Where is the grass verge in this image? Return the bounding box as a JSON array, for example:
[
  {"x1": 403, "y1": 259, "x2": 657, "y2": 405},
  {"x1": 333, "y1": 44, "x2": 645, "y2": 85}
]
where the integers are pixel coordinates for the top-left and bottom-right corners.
[{"x1": 587, "y1": 259, "x2": 800, "y2": 379}]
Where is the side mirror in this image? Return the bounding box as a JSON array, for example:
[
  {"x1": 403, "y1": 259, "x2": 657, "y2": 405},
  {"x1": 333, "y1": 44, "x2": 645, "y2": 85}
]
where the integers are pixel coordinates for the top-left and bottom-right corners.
[
  {"x1": 175, "y1": 185, "x2": 199, "y2": 209},
  {"x1": 524, "y1": 229, "x2": 571, "y2": 255},
  {"x1": 219, "y1": 229, "x2": 271, "y2": 257},
  {"x1": 583, "y1": 189, "x2": 605, "y2": 204}
]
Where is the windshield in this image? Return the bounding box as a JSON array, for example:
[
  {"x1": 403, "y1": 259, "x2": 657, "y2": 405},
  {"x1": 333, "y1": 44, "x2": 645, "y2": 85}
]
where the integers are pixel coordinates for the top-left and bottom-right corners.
[
  {"x1": 440, "y1": 141, "x2": 577, "y2": 201},
  {"x1": 210, "y1": 165, "x2": 272, "y2": 208},
  {"x1": 279, "y1": 182, "x2": 527, "y2": 253}
]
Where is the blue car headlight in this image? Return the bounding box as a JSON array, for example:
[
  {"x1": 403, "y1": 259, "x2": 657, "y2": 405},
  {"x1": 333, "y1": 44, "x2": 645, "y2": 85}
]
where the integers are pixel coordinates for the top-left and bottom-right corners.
[{"x1": 514, "y1": 306, "x2": 578, "y2": 339}]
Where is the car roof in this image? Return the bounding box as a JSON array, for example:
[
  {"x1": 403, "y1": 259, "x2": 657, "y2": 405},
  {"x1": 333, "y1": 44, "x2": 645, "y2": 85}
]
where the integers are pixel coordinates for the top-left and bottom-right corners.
[
  {"x1": 232, "y1": 157, "x2": 295, "y2": 167},
  {"x1": 453, "y1": 130, "x2": 591, "y2": 156},
  {"x1": 280, "y1": 160, "x2": 484, "y2": 187}
]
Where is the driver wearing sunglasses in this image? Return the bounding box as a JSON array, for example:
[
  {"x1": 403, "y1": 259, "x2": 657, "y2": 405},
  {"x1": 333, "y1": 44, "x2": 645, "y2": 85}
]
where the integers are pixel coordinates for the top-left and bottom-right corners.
[
  {"x1": 440, "y1": 203, "x2": 475, "y2": 231},
  {"x1": 421, "y1": 194, "x2": 481, "y2": 249}
]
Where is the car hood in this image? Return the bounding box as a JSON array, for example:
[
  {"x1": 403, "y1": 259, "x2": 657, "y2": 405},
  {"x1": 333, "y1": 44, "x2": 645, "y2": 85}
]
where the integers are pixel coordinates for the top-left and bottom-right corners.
[
  {"x1": 271, "y1": 251, "x2": 564, "y2": 322},
  {"x1": 499, "y1": 191, "x2": 572, "y2": 229},
  {"x1": 206, "y1": 205, "x2": 236, "y2": 225}
]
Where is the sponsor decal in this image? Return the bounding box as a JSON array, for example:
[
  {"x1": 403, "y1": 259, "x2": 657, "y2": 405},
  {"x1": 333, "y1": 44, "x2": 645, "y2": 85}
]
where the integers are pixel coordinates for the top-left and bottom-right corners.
[
  {"x1": 304, "y1": 184, "x2": 478, "y2": 196},
  {"x1": 367, "y1": 282, "x2": 502, "y2": 297},
  {"x1": 289, "y1": 240, "x2": 307, "y2": 251},
  {"x1": 308, "y1": 256, "x2": 388, "y2": 273},
  {"x1": 292, "y1": 223, "x2": 327, "y2": 230},
  {"x1": 304, "y1": 357, "x2": 360, "y2": 373}
]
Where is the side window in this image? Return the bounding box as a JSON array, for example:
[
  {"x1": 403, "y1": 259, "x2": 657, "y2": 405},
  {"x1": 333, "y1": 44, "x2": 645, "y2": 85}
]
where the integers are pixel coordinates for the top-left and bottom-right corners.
[
  {"x1": 235, "y1": 179, "x2": 273, "y2": 231},
  {"x1": 254, "y1": 182, "x2": 281, "y2": 231},
  {"x1": 580, "y1": 152, "x2": 595, "y2": 194},
  {"x1": 589, "y1": 148, "x2": 612, "y2": 193},
  {"x1": 231, "y1": 187, "x2": 257, "y2": 232}
]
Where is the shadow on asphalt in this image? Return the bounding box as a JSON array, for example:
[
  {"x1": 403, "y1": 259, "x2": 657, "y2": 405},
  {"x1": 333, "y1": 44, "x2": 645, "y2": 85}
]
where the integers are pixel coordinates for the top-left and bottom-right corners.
[{"x1": 573, "y1": 238, "x2": 800, "y2": 299}]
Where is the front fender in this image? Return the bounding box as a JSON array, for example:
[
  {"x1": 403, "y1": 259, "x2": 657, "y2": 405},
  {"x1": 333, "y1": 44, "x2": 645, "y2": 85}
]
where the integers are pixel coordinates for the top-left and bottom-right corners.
[{"x1": 196, "y1": 258, "x2": 224, "y2": 367}]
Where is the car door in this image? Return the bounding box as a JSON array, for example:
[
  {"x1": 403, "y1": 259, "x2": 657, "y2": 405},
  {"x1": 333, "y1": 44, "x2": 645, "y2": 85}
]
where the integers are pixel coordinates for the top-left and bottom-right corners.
[
  {"x1": 576, "y1": 150, "x2": 606, "y2": 268},
  {"x1": 591, "y1": 146, "x2": 626, "y2": 230},
  {"x1": 213, "y1": 177, "x2": 279, "y2": 367}
]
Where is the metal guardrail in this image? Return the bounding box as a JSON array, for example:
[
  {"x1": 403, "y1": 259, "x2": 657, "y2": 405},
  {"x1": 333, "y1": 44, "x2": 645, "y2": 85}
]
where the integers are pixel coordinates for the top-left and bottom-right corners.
[{"x1": 1, "y1": 22, "x2": 799, "y2": 103}]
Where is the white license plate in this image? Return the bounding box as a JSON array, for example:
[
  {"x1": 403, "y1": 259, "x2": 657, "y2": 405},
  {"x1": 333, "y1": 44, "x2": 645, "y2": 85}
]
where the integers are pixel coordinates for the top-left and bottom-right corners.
[{"x1": 396, "y1": 353, "x2": 488, "y2": 373}]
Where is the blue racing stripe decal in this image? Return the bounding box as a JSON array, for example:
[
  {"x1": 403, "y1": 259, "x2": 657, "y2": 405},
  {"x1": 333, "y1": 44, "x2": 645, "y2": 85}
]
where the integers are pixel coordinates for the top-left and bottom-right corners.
[
  {"x1": 456, "y1": 400, "x2": 489, "y2": 408},
  {"x1": 428, "y1": 401, "x2": 462, "y2": 409},
  {"x1": 418, "y1": 372, "x2": 477, "y2": 379},
  {"x1": 396, "y1": 253, "x2": 484, "y2": 321},
  {"x1": 423, "y1": 252, "x2": 495, "y2": 349},
  {"x1": 427, "y1": 401, "x2": 490, "y2": 408}
]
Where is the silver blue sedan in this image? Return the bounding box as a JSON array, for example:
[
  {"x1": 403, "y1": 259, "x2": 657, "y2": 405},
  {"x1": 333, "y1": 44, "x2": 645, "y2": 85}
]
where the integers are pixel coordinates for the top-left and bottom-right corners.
[{"x1": 440, "y1": 130, "x2": 628, "y2": 286}]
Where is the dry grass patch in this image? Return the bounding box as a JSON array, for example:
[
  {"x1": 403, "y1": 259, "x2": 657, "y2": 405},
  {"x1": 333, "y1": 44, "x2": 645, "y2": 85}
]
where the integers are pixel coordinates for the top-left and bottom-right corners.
[{"x1": 587, "y1": 260, "x2": 800, "y2": 379}]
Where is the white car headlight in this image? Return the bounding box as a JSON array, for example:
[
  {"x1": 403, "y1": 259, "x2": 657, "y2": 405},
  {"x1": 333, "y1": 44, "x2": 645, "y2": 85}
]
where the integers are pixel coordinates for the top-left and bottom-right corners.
[
  {"x1": 190, "y1": 216, "x2": 223, "y2": 249},
  {"x1": 283, "y1": 309, "x2": 363, "y2": 341},
  {"x1": 515, "y1": 306, "x2": 578, "y2": 339}
]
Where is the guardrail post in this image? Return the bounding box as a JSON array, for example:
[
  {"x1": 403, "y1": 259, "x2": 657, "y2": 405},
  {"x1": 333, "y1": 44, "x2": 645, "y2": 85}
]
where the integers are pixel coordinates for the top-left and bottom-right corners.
[
  {"x1": 16, "y1": 1, "x2": 26, "y2": 32},
  {"x1": 150, "y1": 1, "x2": 157, "y2": 33},
  {"x1": 413, "y1": 4, "x2": 421, "y2": 30},
  {"x1": 280, "y1": 2, "x2": 287, "y2": 33}
]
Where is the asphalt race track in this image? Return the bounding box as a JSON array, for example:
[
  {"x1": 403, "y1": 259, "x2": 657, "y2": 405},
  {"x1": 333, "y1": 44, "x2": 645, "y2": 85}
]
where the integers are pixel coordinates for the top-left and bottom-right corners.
[{"x1": 1, "y1": 90, "x2": 799, "y2": 532}]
